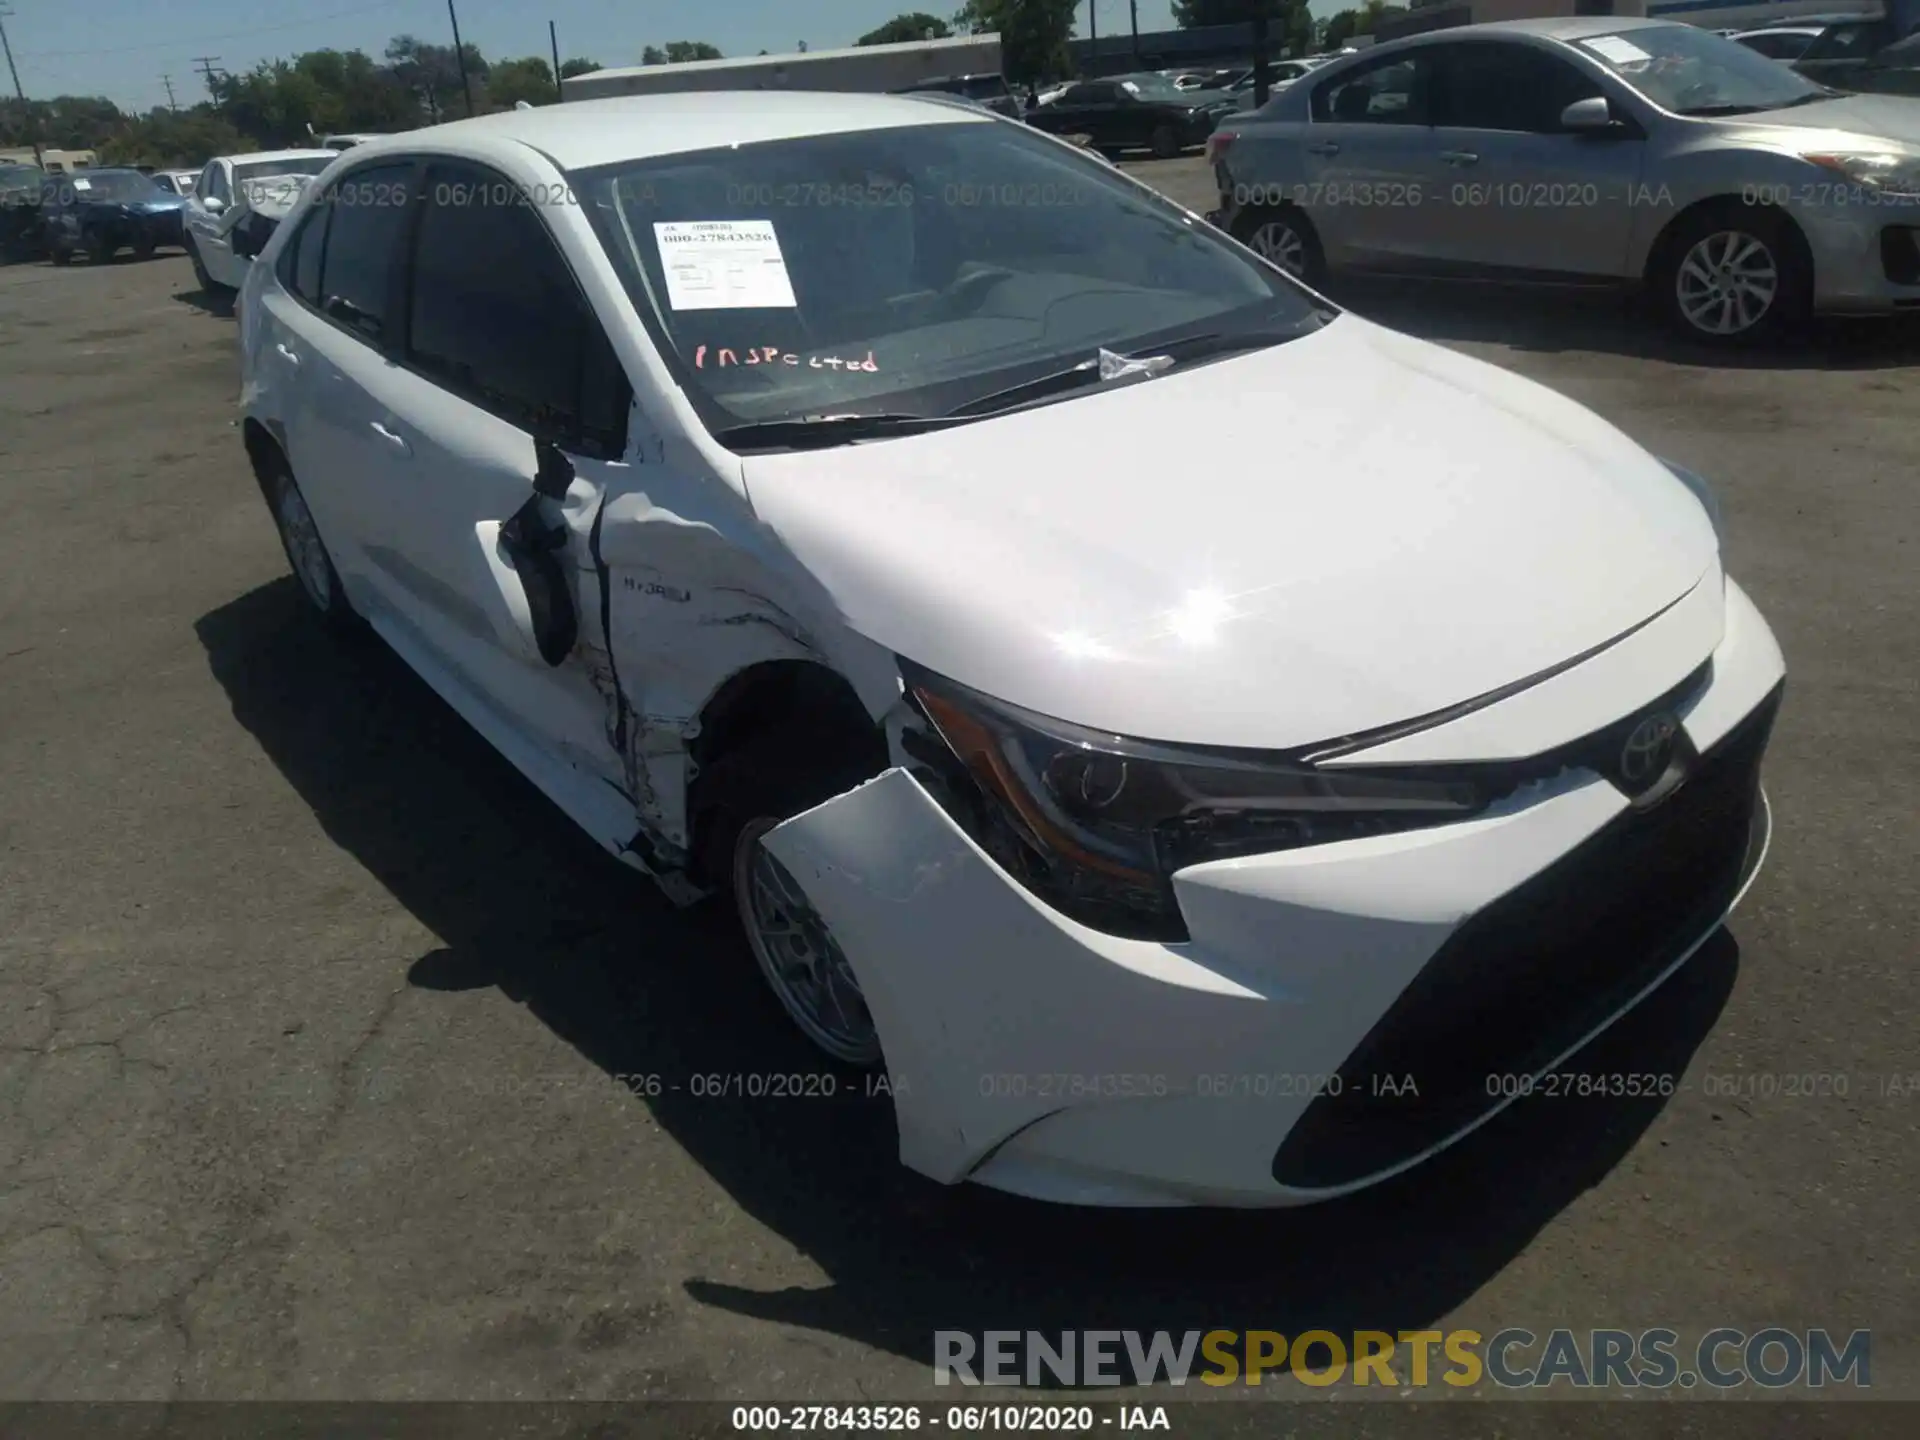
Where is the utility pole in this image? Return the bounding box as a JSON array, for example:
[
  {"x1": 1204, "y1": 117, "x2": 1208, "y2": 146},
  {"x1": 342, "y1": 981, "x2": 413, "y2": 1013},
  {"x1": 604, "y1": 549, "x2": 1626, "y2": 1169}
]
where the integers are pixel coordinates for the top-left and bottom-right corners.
[
  {"x1": 191, "y1": 55, "x2": 222, "y2": 99},
  {"x1": 0, "y1": 5, "x2": 43, "y2": 167},
  {"x1": 1130, "y1": 0, "x2": 1140, "y2": 66},
  {"x1": 161, "y1": 74, "x2": 178, "y2": 112},
  {"x1": 1088, "y1": 0, "x2": 1097, "y2": 71},
  {"x1": 447, "y1": 0, "x2": 475, "y2": 116},
  {"x1": 549, "y1": 20, "x2": 563, "y2": 101},
  {"x1": 1252, "y1": 0, "x2": 1272, "y2": 108}
]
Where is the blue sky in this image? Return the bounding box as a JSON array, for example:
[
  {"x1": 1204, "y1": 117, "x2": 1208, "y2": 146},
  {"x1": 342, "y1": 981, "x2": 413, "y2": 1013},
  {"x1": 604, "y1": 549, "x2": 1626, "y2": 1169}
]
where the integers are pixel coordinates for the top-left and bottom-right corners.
[{"x1": 6, "y1": 0, "x2": 1341, "y2": 116}]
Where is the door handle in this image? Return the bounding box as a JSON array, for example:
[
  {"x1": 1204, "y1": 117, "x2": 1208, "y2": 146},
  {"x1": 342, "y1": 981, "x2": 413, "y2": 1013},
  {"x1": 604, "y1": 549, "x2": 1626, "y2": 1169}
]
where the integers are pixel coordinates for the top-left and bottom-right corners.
[
  {"x1": 1307, "y1": 141, "x2": 1340, "y2": 157},
  {"x1": 1440, "y1": 150, "x2": 1479, "y2": 166},
  {"x1": 275, "y1": 342, "x2": 300, "y2": 367},
  {"x1": 369, "y1": 421, "x2": 412, "y2": 458}
]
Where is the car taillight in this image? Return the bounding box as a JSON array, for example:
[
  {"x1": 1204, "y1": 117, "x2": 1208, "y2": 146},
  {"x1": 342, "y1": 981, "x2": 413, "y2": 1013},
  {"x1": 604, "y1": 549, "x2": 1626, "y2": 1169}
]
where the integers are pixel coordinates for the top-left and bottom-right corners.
[{"x1": 1205, "y1": 131, "x2": 1236, "y2": 164}]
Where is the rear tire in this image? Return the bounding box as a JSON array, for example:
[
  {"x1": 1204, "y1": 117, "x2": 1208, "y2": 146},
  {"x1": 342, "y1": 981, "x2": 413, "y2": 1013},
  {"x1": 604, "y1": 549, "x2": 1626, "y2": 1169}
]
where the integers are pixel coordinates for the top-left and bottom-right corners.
[
  {"x1": 85, "y1": 230, "x2": 114, "y2": 265},
  {"x1": 696, "y1": 734, "x2": 888, "y2": 1070},
  {"x1": 49, "y1": 245, "x2": 72, "y2": 267},
  {"x1": 1232, "y1": 202, "x2": 1325, "y2": 287},
  {"x1": 187, "y1": 237, "x2": 230, "y2": 296},
  {"x1": 1149, "y1": 123, "x2": 1179, "y2": 159},
  {"x1": 259, "y1": 448, "x2": 363, "y2": 635}
]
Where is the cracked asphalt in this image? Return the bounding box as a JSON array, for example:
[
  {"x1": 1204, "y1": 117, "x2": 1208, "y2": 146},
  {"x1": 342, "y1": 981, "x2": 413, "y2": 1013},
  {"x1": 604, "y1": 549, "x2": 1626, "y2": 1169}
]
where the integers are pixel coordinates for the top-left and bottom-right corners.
[{"x1": 0, "y1": 159, "x2": 1916, "y2": 1414}]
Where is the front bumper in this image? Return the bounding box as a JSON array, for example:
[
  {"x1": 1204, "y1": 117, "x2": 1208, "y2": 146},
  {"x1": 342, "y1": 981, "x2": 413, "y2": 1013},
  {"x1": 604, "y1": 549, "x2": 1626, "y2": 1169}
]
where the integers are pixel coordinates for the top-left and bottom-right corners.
[
  {"x1": 764, "y1": 580, "x2": 1786, "y2": 1207},
  {"x1": 1794, "y1": 201, "x2": 1920, "y2": 314}
]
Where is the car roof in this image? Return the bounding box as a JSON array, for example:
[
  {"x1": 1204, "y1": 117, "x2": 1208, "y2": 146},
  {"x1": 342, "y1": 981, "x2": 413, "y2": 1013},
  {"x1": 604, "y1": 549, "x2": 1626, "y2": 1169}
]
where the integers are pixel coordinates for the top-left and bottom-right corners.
[
  {"x1": 217, "y1": 148, "x2": 338, "y2": 166},
  {"x1": 347, "y1": 91, "x2": 988, "y2": 172}
]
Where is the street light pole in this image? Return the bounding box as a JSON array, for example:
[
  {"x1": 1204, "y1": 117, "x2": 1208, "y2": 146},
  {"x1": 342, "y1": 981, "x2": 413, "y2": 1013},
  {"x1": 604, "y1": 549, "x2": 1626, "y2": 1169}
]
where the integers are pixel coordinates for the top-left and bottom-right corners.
[
  {"x1": 549, "y1": 20, "x2": 563, "y2": 101},
  {"x1": 447, "y1": 0, "x2": 476, "y2": 116},
  {"x1": 0, "y1": 6, "x2": 43, "y2": 167}
]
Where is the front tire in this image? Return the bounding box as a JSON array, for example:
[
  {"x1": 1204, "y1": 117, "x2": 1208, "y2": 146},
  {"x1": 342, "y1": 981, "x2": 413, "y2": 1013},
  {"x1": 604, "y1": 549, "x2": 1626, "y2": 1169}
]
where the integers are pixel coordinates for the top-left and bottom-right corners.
[
  {"x1": 187, "y1": 237, "x2": 230, "y2": 296},
  {"x1": 1653, "y1": 203, "x2": 1810, "y2": 345},
  {"x1": 1232, "y1": 202, "x2": 1325, "y2": 287},
  {"x1": 49, "y1": 244, "x2": 72, "y2": 267},
  {"x1": 86, "y1": 230, "x2": 115, "y2": 265},
  {"x1": 698, "y1": 738, "x2": 887, "y2": 1069},
  {"x1": 1149, "y1": 123, "x2": 1179, "y2": 160}
]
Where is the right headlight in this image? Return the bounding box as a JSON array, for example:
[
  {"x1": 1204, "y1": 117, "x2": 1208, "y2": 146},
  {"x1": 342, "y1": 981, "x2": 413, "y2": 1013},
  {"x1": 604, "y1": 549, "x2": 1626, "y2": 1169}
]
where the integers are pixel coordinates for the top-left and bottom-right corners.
[
  {"x1": 901, "y1": 663, "x2": 1489, "y2": 942},
  {"x1": 1803, "y1": 152, "x2": 1920, "y2": 199}
]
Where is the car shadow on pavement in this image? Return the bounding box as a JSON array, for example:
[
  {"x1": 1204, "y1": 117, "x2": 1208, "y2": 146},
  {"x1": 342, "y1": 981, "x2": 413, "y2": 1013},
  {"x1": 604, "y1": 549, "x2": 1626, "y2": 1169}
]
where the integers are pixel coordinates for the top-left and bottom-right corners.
[
  {"x1": 1330, "y1": 277, "x2": 1920, "y2": 371},
  {"x1": 197, "y1": 576, "x2": 1740, "y2": 1381},
  {"x1": 172, "y1": 284, "x2": 234, "y2": 318}
]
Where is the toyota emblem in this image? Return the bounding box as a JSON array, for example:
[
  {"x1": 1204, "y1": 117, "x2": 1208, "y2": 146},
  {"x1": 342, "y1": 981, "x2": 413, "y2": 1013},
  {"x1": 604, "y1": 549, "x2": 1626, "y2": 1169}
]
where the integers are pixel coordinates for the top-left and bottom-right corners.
[{"x1": 1619, "y1": 711, "x2": 1679, "y2": 787}]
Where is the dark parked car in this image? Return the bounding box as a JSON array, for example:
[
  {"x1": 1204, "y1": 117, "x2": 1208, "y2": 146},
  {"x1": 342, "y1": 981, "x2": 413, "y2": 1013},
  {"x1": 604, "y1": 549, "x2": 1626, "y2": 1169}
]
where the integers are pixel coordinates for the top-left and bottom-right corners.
[
  {"x1": 1024, "y1": 72, "x2": 1238, "y2": 157},
  {"x1": 1794, "y1": 17, "x2": 1920, "y2": 94},
  {"x1": 893, "y1": 73, "x2": 1022, "y2": 117},
  {"x1": 1, "y1": 162, "x2": 44, "y2": 256},
  {"x1": 41, "y1": 167, "x2": 189, "y2": 265}
]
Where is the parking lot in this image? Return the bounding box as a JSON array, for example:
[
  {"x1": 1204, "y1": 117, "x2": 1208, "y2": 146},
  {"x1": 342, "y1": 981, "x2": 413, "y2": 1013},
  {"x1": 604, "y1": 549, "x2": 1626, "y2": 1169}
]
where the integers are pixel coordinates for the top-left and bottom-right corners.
[{"x1": 1, "y1": 154, "x2": 1917, "y2": 1410}]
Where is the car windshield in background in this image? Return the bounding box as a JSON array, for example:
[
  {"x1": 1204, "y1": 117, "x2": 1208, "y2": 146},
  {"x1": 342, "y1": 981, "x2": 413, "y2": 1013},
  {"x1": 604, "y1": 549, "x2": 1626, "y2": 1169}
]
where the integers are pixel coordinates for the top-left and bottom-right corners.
[
  {"x1": 60, "y1": 170, "x2": 162, "y2": 202},
  {"x1": 1577, "y1": 24, "x2": 1835, "y2": 113},
  {"x1": 571, "y1": 118, "x2": 1321, "y2": 435},
  {"x1": 233, "y1": 157, "x2": 333, "y2": 186},
  {"x1": 1120, "y1": 76, "x2": 1191, "y2": 100}
]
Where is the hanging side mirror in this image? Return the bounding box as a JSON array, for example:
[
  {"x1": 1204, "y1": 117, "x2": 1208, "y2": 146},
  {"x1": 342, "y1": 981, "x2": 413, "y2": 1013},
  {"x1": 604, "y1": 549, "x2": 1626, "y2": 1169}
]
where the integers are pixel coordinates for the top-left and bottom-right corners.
[{"x1": 492, "y1": 437, "x2": 579, "y2": 667}]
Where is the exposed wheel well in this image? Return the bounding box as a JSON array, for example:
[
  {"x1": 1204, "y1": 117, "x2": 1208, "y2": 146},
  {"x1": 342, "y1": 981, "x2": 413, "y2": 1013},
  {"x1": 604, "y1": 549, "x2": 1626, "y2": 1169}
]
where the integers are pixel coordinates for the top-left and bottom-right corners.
[
  {"x1": 684, "y1": 659, "x2": 889, "y2": 885},
  {"x1": 1643, "y1": 196, "x2": 1813, "y2": 288},
  {"x1": 241, "y1": 417, "x2": 285, "y2": 500}
]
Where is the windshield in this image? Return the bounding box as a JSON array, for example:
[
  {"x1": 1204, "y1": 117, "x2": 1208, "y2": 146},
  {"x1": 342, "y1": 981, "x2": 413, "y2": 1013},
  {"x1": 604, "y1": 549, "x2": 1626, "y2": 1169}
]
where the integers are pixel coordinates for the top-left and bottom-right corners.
[
  {"x1": 234, "y1": 156, "x2": 333, "y2": 185},
  {"x1": 1120, "y1": 75, "x2": 1192, "y2": 100},
  {"x1": 572, "y1": 117, "x2": 1320, "y2": 434},
  {"x1": 1576, "y1": 24, "x2": 1833, "y2": 113},
  {"x1": 60, "y1": 170, "x2": 162, "y2": 202}
]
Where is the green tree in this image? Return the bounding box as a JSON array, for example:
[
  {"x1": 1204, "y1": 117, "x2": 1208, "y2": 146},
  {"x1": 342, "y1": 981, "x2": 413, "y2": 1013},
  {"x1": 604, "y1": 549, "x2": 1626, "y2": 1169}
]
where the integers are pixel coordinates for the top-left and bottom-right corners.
[
  {"x1": 859, "y1": 12, "x2": 954, "y2": 44},
  {"x1": 0, "y1": 95, "x2": 124, "y2": 150},
  {"x1": 98, "y1": 106, "x2": 256, "y2": 167},
  {"x1": 1322, "y1": 0, "x2": 1405, "y2": 47},
  {"x1": 384, "y1": 35, "x2": 489, "y2": 121},
  {"x1": 487, "y1": 56, "x2": 559, "y2": 108},
  {"x1": 559, "y1": 57, "x2": 603, "y2": 78},
  {"x1": 642, "y1": 41, "x2": 724, "y2": 64},
  {"x1": 950, "y1": 0, "x2": 1076, "y2": 81},
  {"x1": 1173, "y1": 0, "x2": 1314, "y2": 57}
]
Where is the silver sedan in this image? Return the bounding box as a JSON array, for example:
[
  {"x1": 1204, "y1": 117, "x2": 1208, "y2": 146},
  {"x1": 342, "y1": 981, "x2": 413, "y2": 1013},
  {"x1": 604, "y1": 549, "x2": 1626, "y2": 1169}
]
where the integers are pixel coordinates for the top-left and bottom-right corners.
[{"x1": 1205, "y1": 17, "x2": 1920, "y2": 342}]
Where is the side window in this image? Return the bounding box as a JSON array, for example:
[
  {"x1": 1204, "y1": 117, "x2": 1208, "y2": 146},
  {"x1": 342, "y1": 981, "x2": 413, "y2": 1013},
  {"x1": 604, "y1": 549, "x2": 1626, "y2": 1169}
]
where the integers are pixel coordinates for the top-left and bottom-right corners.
[
  {"x1": 1311, "y1": 56, "x2": 1430, "y2": 125},
  {"x1": 310, "y1": 162, "x2": 414, "y2": 341},
  {"x1": 406, "y1": 164, "x2": 630, "y2": 455},
  {"x1": 277, "y1": 206, "x2": 328, "y2": 299},
  {"x1": 201, "y1": 163, "x2": 226, "y2": 204},
  {"x1": 1432, "y1": 43, "x2": 1604, "y2": 132}
]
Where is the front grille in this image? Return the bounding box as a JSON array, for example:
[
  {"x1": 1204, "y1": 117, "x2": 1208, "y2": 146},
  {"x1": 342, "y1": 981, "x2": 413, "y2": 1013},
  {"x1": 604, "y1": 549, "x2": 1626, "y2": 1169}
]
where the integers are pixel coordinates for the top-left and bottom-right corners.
[{"x1": 1272, "y1": 684, "x2": 1781, "y2": 1191}]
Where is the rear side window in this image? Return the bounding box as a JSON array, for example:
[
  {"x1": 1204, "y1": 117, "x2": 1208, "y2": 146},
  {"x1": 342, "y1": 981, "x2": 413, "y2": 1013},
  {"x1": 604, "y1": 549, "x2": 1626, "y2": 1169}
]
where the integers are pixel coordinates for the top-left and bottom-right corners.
[
  {"x1": 1311, "y1": 55, "x2": 1430, "y2": 124},
  {"x1": 278, "y1": 204, "x2": 327, "y2": 301},
  {"x1": 309, "y1": 163, "x2": 414, "y2": 342},
  {"x1": 405, "y1": 162, "x2": 629, "y2": 455}
]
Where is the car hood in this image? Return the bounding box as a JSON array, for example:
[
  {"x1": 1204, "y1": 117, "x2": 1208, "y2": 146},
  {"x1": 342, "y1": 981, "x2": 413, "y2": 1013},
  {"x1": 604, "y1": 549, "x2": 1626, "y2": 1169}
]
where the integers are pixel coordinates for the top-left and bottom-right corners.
[
  {"x1": 1728, "y1": 91, "x2": 1920, "y2": 146},
  {"x1": 740, "y1": 315, "x2": 1719, "y2": 750}
]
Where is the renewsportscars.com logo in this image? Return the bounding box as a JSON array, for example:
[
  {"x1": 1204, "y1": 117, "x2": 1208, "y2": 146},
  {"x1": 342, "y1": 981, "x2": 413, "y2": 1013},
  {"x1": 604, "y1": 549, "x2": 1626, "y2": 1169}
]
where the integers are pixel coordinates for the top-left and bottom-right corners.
[{"x1": 933, "y1": 1328, "x2": 1872, "y2": 1390}]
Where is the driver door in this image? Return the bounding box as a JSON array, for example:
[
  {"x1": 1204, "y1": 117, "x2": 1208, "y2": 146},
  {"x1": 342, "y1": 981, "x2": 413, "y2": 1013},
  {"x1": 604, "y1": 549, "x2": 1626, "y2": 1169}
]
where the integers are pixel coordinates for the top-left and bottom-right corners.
[{"x1": 187, "y1": 161, "x2": 239, "y2": 287}]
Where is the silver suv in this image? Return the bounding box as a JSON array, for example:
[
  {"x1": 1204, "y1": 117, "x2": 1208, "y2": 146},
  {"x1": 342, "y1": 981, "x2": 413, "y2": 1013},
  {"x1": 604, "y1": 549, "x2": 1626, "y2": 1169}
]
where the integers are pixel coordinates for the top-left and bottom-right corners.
[{"x1": 1207, "y1": 17, "x2": 1920, "y2": 342}]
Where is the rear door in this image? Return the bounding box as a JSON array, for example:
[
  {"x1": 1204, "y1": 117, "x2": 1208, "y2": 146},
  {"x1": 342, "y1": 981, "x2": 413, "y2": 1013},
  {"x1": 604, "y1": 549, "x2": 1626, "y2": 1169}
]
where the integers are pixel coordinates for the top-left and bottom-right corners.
[
  {"x1": 262, "y1": 161, "x2": 420, "y2": 608},
  {"x1": 1421, "y1": 39, "x2": 1645, "y2": 279},
  {"x1": 1298, "y1": 51, "x2": 1440, "y2": 269}
]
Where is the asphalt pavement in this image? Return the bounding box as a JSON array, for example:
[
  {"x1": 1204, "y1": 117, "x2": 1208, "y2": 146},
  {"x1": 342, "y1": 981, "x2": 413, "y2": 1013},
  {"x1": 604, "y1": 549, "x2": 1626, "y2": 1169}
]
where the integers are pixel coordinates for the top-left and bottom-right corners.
[{"x1": 0, "y1": 168, "x2": 1915, "y2": 1412}]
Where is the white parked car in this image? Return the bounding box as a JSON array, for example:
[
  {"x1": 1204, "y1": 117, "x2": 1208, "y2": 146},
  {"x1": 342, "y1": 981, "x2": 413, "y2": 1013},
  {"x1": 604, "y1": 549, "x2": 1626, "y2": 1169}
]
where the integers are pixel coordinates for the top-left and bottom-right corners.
[
  {"x1": 321, "y1": 132, "x2": 390, "y2": 151},
  {"x1": 185, "y1": 148, "x2": 337, "y2": 293},
  {"x1": 150, "y1": 168, "x2": 198, "y2": 197},
  {"x1": 237, "y1": 92, "x2": 1784, "y2": 1208}
]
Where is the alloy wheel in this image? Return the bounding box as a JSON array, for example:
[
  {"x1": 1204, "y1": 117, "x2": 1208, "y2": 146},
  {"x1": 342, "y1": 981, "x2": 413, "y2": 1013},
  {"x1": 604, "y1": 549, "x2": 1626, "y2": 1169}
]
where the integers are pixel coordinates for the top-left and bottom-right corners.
[
  {"x1": 734, "y1": 817, "x2": 881, "y2": 1066},
  {"x1": 1249, "y1": 218, "x2": 1307, "y2": 277},
  {"x1": 1675, "y1": 230, "x2": 1778, "y2": 338},
  {"x1": 272, "y1": 473, "x2": 333, "y2": 612}
]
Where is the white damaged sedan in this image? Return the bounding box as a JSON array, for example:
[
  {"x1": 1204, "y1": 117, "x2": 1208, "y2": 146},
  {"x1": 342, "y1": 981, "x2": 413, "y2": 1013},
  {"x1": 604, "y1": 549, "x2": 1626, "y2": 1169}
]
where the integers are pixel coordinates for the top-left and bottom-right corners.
[{"x1": 237, "y1": 92, "x2": 1784, "y2": 1207}]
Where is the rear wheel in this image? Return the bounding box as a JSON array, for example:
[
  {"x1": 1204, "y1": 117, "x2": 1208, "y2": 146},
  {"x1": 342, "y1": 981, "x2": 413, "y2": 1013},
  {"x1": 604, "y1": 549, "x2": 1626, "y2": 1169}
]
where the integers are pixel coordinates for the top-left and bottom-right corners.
[
  {"x1": 132, "y1": 235, "x2": 155, "y2": 261},
  {"x1": 1149, "y1": 123, "x2": 1180, "y2": 159},
  {"x1": 186, "y1": 237, "x2": 230, "y2": 296},
  {"x1": 85, "y1": 230, "x2": 115, "y2": 265},
  {"x1": 1233, "y1": 203, "x2": 1325, "y2": 287},
  {"x1": 49, "y1": 244, "x2": 72, "y2": 267},
  {"x1": 260, "y1": 449, "x2": 362, "y2": 634}
]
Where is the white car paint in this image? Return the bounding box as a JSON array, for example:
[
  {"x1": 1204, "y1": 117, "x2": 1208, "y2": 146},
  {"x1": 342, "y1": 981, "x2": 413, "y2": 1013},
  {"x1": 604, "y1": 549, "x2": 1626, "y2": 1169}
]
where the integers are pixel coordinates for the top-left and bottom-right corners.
[
  {"x1": 186, "y1": 148, "x2": 338, "y2": 291},
  {"x1": 238, "y1": 91, "x2": 1786, "y2": 1207}
]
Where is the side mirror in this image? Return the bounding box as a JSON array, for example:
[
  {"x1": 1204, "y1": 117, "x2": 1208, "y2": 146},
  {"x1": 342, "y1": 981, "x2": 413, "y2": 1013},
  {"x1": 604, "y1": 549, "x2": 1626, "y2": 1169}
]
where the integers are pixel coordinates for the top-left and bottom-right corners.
[
  {"x1": 201, "y1": 195, "x2": 226, "y2": 213},
  {"x1": 1560, "y1": 96, "x2": 1618, "y2": 133}
]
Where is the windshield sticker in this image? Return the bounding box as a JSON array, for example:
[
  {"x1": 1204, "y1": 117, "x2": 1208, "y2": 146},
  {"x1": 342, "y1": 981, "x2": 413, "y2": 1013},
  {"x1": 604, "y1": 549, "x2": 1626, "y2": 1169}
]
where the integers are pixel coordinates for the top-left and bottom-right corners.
[
  {"x1": 653, "y1": 220, "x2": 798, "y2": 311},
  {"x1": 693, "y1": 344, "x2": 878, "y2": 372},
  {"x1": 71, "y1": 177, "x2": 91, "y2": 191},
  {"x1": 1583, "y1": 36, "x2": 1652, "y2": 65}
]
